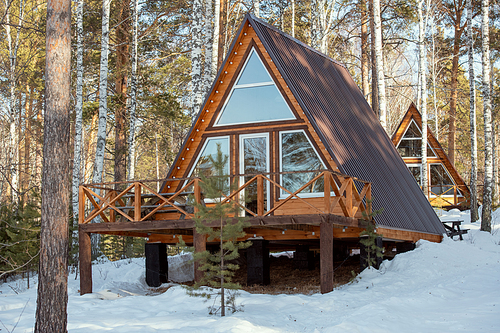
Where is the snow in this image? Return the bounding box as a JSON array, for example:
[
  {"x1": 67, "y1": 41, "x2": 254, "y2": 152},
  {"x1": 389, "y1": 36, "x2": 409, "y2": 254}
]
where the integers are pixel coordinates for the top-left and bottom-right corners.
[{"x1": 1, "y1": 209, "x2": 500, "y2": 332}]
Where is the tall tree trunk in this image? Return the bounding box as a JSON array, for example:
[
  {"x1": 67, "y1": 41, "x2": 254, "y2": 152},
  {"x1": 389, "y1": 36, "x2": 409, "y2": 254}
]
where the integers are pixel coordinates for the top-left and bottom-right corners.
[
  {"x1": 253, "y1": 0, "x2": 259, "y2": 17},
  {"x1": 191, "y1": 0, "x2": 204, "y2": 117},
  {"x1": 34, "y1": 0, "x2": 71, "y2": 331},
  {"x1": 217, "y1": 0, "x2": 226, "y2": 68},
  {"x1": 72, "y1": 0, "x2": 84, "y2": 238},
  {"x1": 431, "y1": 17, "x2": 438, "y2": 139},
  {"x1": 418, "y1": 0, "x2": 428, "y2": 197},
  {"x1": 204, "y1": 0, "x2": 214, "y2": 90},
  {"x1": 92, "y1": 0, "x2": 112, "y2": 256},
  {"x1": 481, "y1": 0, "x2": 492, "y2": 232},
  {"x1": 22, "y1": 86, "x2": 33, "y2": 204},
  {"x1": 369, "y1": 0, "x2": 379, "y2": 115},
  {"x1": 360, "y1": 0, "x2": 370, "y2": 99},
  {"x1": 291, "y1": 0, "x2": 295, "y2": 37},
  {"x1": 448, "y1": 26, "x2": 462, "y2": 166},
  {"x1": 212, "y1": 0, "x2": 220, "y2": 73},
  {"x1": 114, "y1": 0, "x2": 130, "y2": 190},
  {"x1": 127, "y1": 0, "x2": 139, "y2": 181},
  {"x1": 467, "y1": 0, "x2": 478, "y2": 222},
  {"x1": 373, "y1": 0, "x2": 386, "y2": 130}
]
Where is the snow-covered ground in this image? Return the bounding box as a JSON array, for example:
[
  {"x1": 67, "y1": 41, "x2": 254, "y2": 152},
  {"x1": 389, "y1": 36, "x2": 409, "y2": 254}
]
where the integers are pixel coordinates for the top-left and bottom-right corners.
[{"x1": 1, "y1": 209, "x2": 500, "y2": 332}]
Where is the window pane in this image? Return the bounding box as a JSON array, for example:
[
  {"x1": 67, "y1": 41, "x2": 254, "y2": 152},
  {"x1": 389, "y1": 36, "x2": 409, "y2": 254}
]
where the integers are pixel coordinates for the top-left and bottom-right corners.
[
  {"x1": 217, "y1": 85, "x2": 295, "y2": 125},
  {"x1": 408, "y1": 166, "x2": 421, "y2": 186},
  {"x1": 191, "y1": 138, "x2": 229, "y2": 178},
  {"x1": 242, "y1": 137, "x2": 267, "y2": 214},
  {"x1": 398, "y1": 139, "x2": 435, "y2": 158},
  {"x1": 403, "y1": 122, "x2": 421, "y2": 138},
  {"x1": 281, "y1": 132, "x2": 325, "y2": 195},
  {"x1": 430, "y1": 164, "x2": 455, "y2": 196},
  {"x1": 236, "y1": 51, "x2": 272, "y2": 86}
]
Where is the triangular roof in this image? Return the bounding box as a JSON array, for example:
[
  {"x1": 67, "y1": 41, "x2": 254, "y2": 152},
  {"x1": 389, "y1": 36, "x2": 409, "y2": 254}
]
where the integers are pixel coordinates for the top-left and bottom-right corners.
[
  {"x1": 392, "y1": 103, "x2": 469, "y2": 197},
  {"x1": 165, "y1": 14, "x2": 445, "y2": 236}
]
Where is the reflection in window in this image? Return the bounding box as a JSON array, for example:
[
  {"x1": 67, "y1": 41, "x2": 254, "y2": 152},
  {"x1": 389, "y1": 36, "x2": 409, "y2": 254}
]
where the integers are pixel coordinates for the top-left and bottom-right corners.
[
  {"x1": 397, "y1": 121, "x2": 435, "y2": 158},
  {"x1": 408, "y1": 166, "x2": 421, "y2": 187},
  {"x1": 191, "y1": 138, "x2": 229, "y2": 178},
  {"x1": 216, "y1": 48, "x2": 295, "y2": 126},
  {"x1": 281, "y1": 131, "x2": 326, "y2": 195},
  {"x1": 430, "y1": 164, "x2": 462, "y2": 196}
]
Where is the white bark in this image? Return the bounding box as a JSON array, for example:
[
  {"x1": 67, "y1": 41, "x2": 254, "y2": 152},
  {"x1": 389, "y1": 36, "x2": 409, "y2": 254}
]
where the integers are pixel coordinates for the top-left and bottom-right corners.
[
  {"x1": 93, "y1": 0, "x2": 111, "y2": 186},
  {"x1": 72, "y1": 0, "x2": 84, "y2": 233},
  {"x1": 373, "y1": 0, "x2": 387, "y2": 130},
  {"x1": 191, "y1": 0, "x2": 204, "y2": 117},
  {"x1": 4, "y1": 0, "x2": 25, "y2": 203},
  {"x1": 211, "y1": 0, "x2": 220, "y2": 72},
  {"x1": 467, "y1": 0, "x2": 478, "y2": 222},
  {"x1": 127, "y1": 0, "x2": 139, "y2": 181},
  {"x1": 253, "y1": 0, "x2": 259, "y2": 17},
  {"x1": 431, "y1": 17, "x2": 438, "y2": 139},
  {"x1": 481, "y1": 0, "x2": 492, "y2": 232},
  {"x1": 418, "y1": 0, "x2": 428, "y2": 197},
  {"x1": 204, "y1": 0, "x2": 214, "y2": 90},
  {"x1": 291, "y1": 0, "x2": 295, "y2": 38},
  {"x1": 311, "y1": 0, "x2": 336, "y2": 54}
]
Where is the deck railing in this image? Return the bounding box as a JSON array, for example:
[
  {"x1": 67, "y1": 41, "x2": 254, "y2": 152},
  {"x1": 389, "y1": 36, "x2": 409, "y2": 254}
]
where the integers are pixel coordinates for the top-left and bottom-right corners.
[
  {"x1": 79, "y1": 170, "x2": 372, "y2": 224},
  {"x1": 426, "y1": 184, "x2": 469, "y2": 207}
]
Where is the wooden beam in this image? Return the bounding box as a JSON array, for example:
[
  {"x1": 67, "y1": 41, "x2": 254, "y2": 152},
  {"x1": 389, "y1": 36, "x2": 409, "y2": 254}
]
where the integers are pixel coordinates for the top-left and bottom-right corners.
[
  {"x1": 79, "y1": 230, "x2": 92, "y2": 295},
  {"x1": 320, "y1": 218, "x2": 334, "y2": 294},
  {"x1": 79, "y1": 214, "x2": 360, "y2": 234},
  {"x1": 376, "y1": 227, "x2": 442, "y2": 243},
  {"x1": 193, "y1": 228, "x2": 206, "y2": 283}
]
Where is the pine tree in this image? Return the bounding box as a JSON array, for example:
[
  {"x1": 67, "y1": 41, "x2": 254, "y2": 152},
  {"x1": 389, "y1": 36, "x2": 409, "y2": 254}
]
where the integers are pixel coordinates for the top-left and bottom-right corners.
[{"x1": 183, "y1": 144, "x2": 250, "y2": 317}]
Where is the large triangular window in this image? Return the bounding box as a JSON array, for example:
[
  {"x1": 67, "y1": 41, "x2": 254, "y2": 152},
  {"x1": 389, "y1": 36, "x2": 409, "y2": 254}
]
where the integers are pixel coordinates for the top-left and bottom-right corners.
[
  {"x1": 397, "y1": 120, "x2": 436, "y2": 158},
  {"x1": 215, "y1": 48, "x2": 295, "y2": 126}
]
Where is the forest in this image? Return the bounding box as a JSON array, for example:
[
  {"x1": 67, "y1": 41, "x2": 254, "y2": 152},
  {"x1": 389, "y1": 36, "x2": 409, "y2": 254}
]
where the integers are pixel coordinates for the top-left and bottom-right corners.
[{"x1": 0, "y1": 0, "x2": 499, "y2": 281}]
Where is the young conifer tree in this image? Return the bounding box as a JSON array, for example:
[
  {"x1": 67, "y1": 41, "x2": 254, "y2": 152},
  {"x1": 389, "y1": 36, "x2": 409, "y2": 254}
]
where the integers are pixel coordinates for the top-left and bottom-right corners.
[{"x1": 187, "y1": 144, "x2": 251, "y2": 316}]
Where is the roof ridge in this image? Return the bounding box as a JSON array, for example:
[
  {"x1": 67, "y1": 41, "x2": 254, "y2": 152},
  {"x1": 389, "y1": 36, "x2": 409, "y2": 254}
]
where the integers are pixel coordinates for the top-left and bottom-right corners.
[{"x1": 247, "y1": 13, "x2": 347, "y2": 70}]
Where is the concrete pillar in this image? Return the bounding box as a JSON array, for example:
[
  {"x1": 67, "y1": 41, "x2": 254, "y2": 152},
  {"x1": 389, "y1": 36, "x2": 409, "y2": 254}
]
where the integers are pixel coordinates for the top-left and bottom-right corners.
[
  {"x1": 145, "y1": 243, "x2": 168, "y2": 287},
  {"x1": 247, "y1": 240, "x2": 270, "y2": 286}
]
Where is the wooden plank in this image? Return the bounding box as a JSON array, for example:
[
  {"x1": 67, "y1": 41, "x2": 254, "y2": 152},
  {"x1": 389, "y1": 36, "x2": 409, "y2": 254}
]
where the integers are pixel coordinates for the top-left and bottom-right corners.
[
  {"x1": 376, "y1": 227, "x2": 442, "y2": 243},
  {"x1": 324, "y1": 172, "x2": 331, "y2": 214},
  {"x1": 79, "y1": 230, "x2": 92, "y2": 295},
  {"x1": 79, "y1": 186, "x2": 85, "y2": 224},
  {"x1": 193, "y1": 228, "x2": 206, "y2": 282},
  {"x1": 134, "y1": 183, "x2": 141, "y2": 221},
  {"x1": 257, "y1": 175, "x2": 264, "y2": 216},
  {"x1": 320, "y1": 218, "x2": 333, "y2": 294}
]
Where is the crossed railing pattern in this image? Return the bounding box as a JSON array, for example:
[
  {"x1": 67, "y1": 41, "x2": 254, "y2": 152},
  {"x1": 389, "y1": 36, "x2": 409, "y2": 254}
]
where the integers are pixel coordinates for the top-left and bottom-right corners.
[
  {"x1": 79, "y1": 170, "x2": 372, "y2": 224},
  {"x1": 426, "y1": 184, "x2": 469, "y2": 207}
]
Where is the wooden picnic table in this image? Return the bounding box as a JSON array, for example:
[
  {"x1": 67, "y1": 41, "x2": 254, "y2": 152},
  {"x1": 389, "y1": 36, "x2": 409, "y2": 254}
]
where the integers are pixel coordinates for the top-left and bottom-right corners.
[{"x1": 442, "y1": 220, "x2": 469, "y2": 240}]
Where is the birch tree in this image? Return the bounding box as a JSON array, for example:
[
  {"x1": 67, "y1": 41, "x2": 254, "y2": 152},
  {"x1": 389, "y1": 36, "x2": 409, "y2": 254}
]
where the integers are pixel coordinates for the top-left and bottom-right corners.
[
  {"x1": 360, "y1": 0, "x2": 370, "y2": 99},
  {"x1": 212, "y1": 0, "x2": 220, "y2": 72},
  {"x1": 481, "y1": 0, "x2": 492, "y2": 232},
  {"x1": 204, "y1": 0, "x2": 214, "y2": 90},
  {"x1": 34, "y1": 0, "x2": 71, "y2": 330},
  {"x1": 127, "y1": 0, "x2": 139, "y2": 180},
  {"x1": 72, "y1": 0, "x2": 84, "y2": 237},
  {"x1": 467, "y1": 0, "x2": 479, "y2": 222},
  {"x1": 310, "y1": 0, "x2": 336, "y2": 54},
  {"x1": 191, "y1": 0, "x2": 204, "y2": 117},
  {"x1": 373, "y1": 0, "x2": 387, "y2": 130},
  {"x1": 418, "y1": 0, "x2": 428, "y2": 196},
  {"x1": 253, "y1": 0, "x2": 259, "y2": 17}
]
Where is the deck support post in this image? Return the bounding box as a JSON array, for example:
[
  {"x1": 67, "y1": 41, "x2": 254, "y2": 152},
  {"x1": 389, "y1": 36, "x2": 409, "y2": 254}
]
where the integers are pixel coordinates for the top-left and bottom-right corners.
[
  {"x1": 360, "y1": 236, "x2": 383, "y2": 270},
  {"x1": 193, "y1": 228, "x2": 206, "y2": 283},
  {"x1": 293, "y1": 245, "x2": 315, "y2": 270},
  {"x1": 145, "y1": 243, "x2": 168, "y2": 287},
  {"x1": 79, "y1": 230, "x2": 92, "y2": 295},
  {"x1": 320, "y1": 219, "x2": 334, "y2": 294},
  {"x1": 247, "y1": 239, "x2": 270, "y2": 286}
]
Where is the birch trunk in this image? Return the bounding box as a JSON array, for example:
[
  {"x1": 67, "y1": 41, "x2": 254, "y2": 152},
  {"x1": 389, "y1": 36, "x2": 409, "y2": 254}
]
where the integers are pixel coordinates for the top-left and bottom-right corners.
[
  {"x1": 311, "y1": 0, "x2": 336, "y2": 54},
  {"x1": 467, "y1": 0, "x2": 478, "y2": 222},
  {"x1": 373, "y1": 0, "x2": 386, "y2": 130},
  {"x1": 291, "y1": 0, "x2": 295, "y2": 37},
  {"x1": 127, "y1": 0, "x2": 139, "y2": 181},
  {"x1": 369, "y1": 0, "x2": 378, "y2": 115},
  {"x1": 418, "y1": 0, "x2": 428, "y2": 197},
  {"x1": 93, "y1": 0, "x2": 111, "y2": 186},
  {"x1": 212, "y1": 0, "x2": 220, "y2": 73},
  {"x1": 253, "y1": 0, "x2": 259, "y2": 17},
  {"x1": 204, "y1": 0, "x2": 214, "y2": 89},
  {"x1": 360, "y1": 0, "x2": 370, "y2": 99},
  {"x1": 34, "y1": 0, "x2": 71, "y2": 330},
  {"x1": 191, "y1": 0, "x2": 204, "y2": 117},
  {"x1": 481, "y1": 0, "x2": 492, "y2": 232},
  {"x1": 92, "y1": 0, "x2": 112, "y2": 256},
  {"x1": 72, "y1": 0, "x2": 84, "y2": 236}
]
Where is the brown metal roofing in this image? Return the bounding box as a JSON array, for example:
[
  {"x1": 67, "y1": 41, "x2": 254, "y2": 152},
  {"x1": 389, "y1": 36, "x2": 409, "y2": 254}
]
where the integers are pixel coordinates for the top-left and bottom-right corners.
[{"x1": 249, "y1": 14, "x2": 445, "y2": 235}]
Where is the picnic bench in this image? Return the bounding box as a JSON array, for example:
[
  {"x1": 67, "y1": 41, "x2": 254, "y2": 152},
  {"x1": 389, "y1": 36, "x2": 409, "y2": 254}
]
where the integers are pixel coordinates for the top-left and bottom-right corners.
[{"x1": 442, "y1": 220, "x2": 469, "y2": 240}]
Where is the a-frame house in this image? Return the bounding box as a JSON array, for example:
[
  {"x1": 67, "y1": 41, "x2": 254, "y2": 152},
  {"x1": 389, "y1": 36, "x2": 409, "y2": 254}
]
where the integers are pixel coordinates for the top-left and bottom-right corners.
[
  {"x1": 78, "y1": 14, "x2": 445, "y2": 295},
  {"x1": 392, "y1": 103, "x2": 470, "y2": 209}
]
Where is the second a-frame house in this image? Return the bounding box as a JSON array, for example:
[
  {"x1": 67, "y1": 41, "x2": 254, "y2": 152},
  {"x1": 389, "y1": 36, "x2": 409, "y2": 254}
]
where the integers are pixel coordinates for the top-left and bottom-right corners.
[
  {"x1": 78, "y1": 14, "x2": 446, "y2": 295},
  {"x1": 392, "y1": 103, "x2": 470, "y2": 209}
]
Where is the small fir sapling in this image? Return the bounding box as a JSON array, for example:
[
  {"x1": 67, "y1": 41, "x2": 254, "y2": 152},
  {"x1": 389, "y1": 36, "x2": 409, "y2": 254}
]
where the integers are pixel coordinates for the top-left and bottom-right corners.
[
  {"x1": 359, "y1": 199, "x2": 384, "y2": 269},
  {"x1": 180, "y1": 144, "x2": 251, "y2": 316}
]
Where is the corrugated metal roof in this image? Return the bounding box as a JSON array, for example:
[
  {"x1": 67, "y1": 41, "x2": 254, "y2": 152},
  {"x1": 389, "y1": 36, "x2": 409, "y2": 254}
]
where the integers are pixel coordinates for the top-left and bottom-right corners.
[{"x1": 249, "y1": 14, "x2": 445, "y2": 235}]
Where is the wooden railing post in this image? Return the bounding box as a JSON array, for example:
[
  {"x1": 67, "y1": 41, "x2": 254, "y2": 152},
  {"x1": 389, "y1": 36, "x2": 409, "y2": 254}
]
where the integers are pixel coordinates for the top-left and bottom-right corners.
[
  {"x1": 79, "y1": 185, "x2": 85, "y2": 225},
  {"x1": 324, "y1": 171, "x2": 331, "y2": 214},
  {"x1": 109, "y1": 191, "x2": 116, "y2": 222},
  {"x1": 366, "y1": 183, "x2": 372, "y2": 220},
  {"x1": 346, "y1": 178, "x2": 353, "y2": 217},
  {"x1": 454, "y1": 186, "x2": 457, "y2": 206},
  {"x1": 257, "y1": 175, "x2": 264, "y2": 216},
  {"x1": 134, "y1": 182, "x2": 141, "y2": 221},
  {"x1": 194, "y1": 178, "x2": 201, "y2": 214}
]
